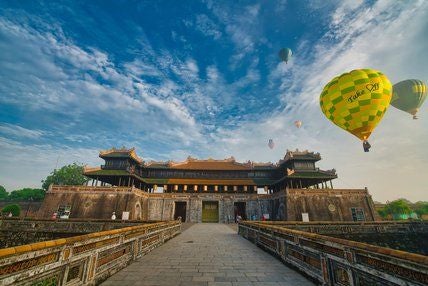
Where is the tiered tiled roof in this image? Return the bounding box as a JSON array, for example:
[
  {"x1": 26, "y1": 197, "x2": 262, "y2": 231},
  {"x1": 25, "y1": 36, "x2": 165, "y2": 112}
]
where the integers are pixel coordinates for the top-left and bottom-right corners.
[
  {"x1": 99, "y1": 147, "x2": 143, "y2": 164},
  {"x1": 144, "y1": 157, "x2": 276, "y2": 170},
  {"x1": 281, "y1": 149, "x2": 321, "y2": 162}
]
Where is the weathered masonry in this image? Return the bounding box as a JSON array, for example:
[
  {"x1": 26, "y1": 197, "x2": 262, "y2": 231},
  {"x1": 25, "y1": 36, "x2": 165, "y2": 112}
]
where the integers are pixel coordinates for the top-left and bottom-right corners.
[
  {"x1": 0, "y1": 218, "x2": 158, "y2": 248},
  {"x1": 239, "y1": 221, "x2": 428, "y2": 286},
  {"x1": 38, "y1": 147, "x2": 380, "y2": 223},
  {"x1": 0, "y1": 220, "x2": 181, "y2": 285}
]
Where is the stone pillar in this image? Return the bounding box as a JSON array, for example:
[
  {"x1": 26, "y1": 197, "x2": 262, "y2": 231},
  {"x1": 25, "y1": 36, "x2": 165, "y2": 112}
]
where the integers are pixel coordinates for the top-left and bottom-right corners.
[
  {"x1": 253, "y1": 186, "x2": 257, "y2": 193},
  {"x1": 244, "y1": 186, "x2": 247, "y2": 192}
]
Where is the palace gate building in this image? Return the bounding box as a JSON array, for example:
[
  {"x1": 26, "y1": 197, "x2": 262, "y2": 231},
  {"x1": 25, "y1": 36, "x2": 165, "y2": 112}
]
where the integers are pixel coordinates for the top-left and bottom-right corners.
[{"x1": 38, "y1": 148, "x2": 380, "y2": 222}]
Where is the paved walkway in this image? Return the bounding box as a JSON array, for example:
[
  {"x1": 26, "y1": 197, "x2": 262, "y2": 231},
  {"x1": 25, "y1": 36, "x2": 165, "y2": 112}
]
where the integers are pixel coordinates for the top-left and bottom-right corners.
[{"x1": 102, "y1": 224, "x2": 314, "y2": 286}]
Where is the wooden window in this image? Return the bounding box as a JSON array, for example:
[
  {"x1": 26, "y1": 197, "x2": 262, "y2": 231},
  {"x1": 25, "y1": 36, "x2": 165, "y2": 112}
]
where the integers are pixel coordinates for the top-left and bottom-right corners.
[{"x1": 351, "y1": 207, "x2": 365, "y2": 221}]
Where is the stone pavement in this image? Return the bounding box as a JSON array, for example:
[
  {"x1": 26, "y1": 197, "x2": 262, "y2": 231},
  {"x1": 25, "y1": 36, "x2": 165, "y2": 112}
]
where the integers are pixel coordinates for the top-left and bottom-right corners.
[{"x1": 101, "y1": 223, "x2": 315, "y2": 286}]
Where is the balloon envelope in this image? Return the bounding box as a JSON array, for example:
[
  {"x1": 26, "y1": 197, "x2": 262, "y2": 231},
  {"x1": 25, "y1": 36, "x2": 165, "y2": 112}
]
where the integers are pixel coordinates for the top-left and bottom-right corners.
[
  {"x1": 268, "y1": 139, "x2": 274, "y2": 149},
  {"x1": 294, "y1": 120, "x2": 302, "y2": 128},
  {"x1": 279, "y1": 48, "x2": 292, "y2": 63},
  {"x1": 320, "y1": 69, "x2": 392, "y2": 141},
  {"x1": 391, "y1": 79, "x2": 427, "y2": 118}
]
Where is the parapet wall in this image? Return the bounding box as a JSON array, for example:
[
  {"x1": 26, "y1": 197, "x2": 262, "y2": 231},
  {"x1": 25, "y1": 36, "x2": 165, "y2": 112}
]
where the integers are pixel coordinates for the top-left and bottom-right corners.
[
  {"x1": 246, "y1": 221, "x2": 428, "y2": 255},
  {"x1": 0, "y1": 220, "x2": 181, "y2": 285},
  {"x1": 0, "y1": 218, "x2": 154, "y2": 248},
  {"x1": 239, "y1": 221, "x2": 428, "y2": 285}
]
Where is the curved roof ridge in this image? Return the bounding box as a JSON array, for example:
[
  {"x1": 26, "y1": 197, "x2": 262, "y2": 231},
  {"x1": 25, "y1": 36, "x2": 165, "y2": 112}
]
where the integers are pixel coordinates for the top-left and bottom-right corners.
[{"x1": 99, "y1": 147, "x2": 142, "y2": 164}]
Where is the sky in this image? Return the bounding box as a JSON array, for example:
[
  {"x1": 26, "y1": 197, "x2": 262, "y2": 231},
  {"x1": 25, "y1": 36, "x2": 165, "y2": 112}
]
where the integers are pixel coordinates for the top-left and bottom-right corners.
[{"x1": 0, "y1": 0, "x2": 427, "y2": 202}]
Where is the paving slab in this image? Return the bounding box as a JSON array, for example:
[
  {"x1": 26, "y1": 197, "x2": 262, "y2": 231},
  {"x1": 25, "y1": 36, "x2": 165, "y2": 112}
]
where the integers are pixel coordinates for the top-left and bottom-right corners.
[{"x1": 101, "y1": 223, "x2": 314, "y2": 286}]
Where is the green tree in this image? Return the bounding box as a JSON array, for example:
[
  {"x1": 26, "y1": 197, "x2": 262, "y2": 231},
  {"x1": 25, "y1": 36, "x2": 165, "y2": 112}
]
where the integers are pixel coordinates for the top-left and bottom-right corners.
[
  {"x1": 414, "y1": 201, "x2": 428, "y2": 216},
  {"x1": 42, "y1": 163, "x2": 89, "y2": 191},
  {"x1": 2, "y1": 204, "x2": 21, "y2": 217},
  {"x1": 0, "y1": 185, "x2": 8, "y2": 201},
  {"x1": 383, "y1": 199, "x2": 413, "y2": 219},
  {"x1": 377, "y1": 208, "x2": 388, "y2": 219},
  {"x1": 8, "y1": 188, "x2": 45, "y2": 201}
]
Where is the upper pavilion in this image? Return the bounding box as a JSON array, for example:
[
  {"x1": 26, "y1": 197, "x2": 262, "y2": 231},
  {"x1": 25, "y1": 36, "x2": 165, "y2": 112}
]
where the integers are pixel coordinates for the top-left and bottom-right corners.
[{"x1": 83, "y1": 147, "x2": 337, "y2": 193}]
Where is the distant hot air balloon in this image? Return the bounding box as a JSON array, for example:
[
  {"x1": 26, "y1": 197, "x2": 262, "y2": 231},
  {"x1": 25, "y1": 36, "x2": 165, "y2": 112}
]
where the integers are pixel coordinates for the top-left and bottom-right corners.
[
  {"x1": 268, "y1": 139, "x2": 275, "y2": 149},
  {"x1": 279, "y1": 48, "x2": 292, "y2": 64},
  {"x1": 391, "y1": 79, "x2": 427, "y2": 119},
  {"x1": 320, "y1": 69, "x2": 392, "y2": 152},
  {"x1": 294, "y1": 120, "x2": 302, "y2": 128}
]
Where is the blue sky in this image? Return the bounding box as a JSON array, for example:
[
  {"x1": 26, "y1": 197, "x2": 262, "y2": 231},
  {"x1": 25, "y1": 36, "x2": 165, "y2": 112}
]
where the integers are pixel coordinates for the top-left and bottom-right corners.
[{"x1": 0, "y1": 0, "x2": 427, "y2": 202}]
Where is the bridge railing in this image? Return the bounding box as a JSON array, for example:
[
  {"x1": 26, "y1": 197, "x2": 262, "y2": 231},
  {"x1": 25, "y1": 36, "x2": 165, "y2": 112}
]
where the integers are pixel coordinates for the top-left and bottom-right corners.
[
  {"x1": 239, "y1": 221, "x2": 428, "y2": 286},
  {"x1": 0, "y1": 220, "x2": 181, "y2": 285}
]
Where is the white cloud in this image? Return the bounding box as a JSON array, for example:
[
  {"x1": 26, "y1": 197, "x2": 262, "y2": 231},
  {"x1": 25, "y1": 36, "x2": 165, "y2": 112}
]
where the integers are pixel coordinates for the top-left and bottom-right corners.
[
  {"x1": 1, "y1": 1, "x2": 427, "y2": 203},
  {"x1": 0, "y1": 123, "x2": 46, "y2": 139},
  {"x1": 195, "y1": 14, "x2": 222, "y2": 40},
  {"x1": 203, "y1": 0, "x2": 428, "y2": 202},
  {"x1": 0, "y1": 136, "x2": 101, "y2": 192}
]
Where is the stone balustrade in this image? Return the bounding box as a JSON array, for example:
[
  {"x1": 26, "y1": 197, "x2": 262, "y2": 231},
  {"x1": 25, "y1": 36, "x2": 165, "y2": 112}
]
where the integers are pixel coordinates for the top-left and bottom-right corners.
[
  {"x1": 0, "y1": 220, "x2": 181, "y2": 285},
  {"x1": 239, "y1": 221, "x2": 428, "y2": 285}
]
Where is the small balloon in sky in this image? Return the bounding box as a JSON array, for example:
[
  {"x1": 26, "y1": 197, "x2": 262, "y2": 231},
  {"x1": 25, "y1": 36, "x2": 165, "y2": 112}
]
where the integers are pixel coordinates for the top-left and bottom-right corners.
[
  {"x1": 268, "y1": 139, "x2": 275, "y2": 149},
  {"x1": 319, "y1": 69, "x2": 393, "y2": 152},
  {"x1": 294, "y1": 120, "x2": 302, "y2": 128},
  {"x1": 391, "y1": 79, "x2": 427, "y2": 119},
  {"x1": 278, "y1": 48, "x2": 292, "y2": 64}
]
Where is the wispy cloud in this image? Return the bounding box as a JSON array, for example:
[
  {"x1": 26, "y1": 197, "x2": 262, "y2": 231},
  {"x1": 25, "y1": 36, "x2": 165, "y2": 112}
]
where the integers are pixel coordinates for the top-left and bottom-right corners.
[
  {"x1": 0, "y1": 1, "x2": 427, "y2": 202},
  {"x1": 0, "y1": 123, "x2": 46, "y2": 139},
  {"x1": 208, "y1": 0, "x2": 428, "y2": 201}
]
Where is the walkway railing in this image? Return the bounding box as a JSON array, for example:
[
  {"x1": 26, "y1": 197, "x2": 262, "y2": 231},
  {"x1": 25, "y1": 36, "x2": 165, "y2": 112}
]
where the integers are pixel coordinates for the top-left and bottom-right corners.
[
  {"x1": 0, "y1": 220, "x2": 181, "y2": 285},
  {"x1": 239, "y1": 221, "x2": 428, "y2": 285}
]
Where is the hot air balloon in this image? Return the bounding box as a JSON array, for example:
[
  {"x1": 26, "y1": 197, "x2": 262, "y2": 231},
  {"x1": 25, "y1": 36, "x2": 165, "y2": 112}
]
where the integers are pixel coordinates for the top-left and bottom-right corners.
[
  {"x1": 391, "y1": 79, "x2": 427, "y2": 119},
  {"x1": 268, "y1": 139, "x2": 275, "y2": 149},
  {"x1": 320, "y1": 69, "x2": 392, "y2": 152},
  {"x1": 279, "y1": 48, "x2": 292, "y2": 64},
  {"x1": 294, "y1": 120, "x2": 302, "y2": 128}
]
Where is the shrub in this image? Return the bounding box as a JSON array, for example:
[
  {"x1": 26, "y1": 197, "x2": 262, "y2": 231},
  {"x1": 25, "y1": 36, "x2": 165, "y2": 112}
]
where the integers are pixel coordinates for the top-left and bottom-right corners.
[{"x1": 2, "y1": 204, "x2": 21, "y2": 217}]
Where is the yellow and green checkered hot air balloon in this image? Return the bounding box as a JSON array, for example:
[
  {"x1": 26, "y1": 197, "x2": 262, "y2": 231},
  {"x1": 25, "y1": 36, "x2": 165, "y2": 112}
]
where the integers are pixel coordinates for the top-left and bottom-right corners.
[
  {"x1": 391, "y1": 79, "x2": 427, "y2": 119},
  {"x1": 320, "y1": 69, "x2": 392, "y2": 152}
]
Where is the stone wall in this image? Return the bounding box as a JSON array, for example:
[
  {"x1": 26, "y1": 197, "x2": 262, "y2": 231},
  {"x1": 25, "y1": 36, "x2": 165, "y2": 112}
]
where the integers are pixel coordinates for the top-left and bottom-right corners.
[
  {"x1": 0, "y1": 221, "x2": 181, "y2": 286},
  {"x1": 37, "y1": 186, "x2": 380, "y2": 223},
  {"x1": 38, "y1": 186, "x2": 149, "y2": 220},
  {"x1": 239, "y1": 221, "x2": 428, "y2": 286},
  {"x1": 0, "y1": 218, "x2": 150, "y2": 248},
  {"x1": 253, "y1": 221, "x2": 428, "y2": 255},
  {"x1": 284, "y1": 188, "x2": 380, "y2": 221},
  {"x1": 146, "y1": 193, "x2": 271, "y2": 223}
]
